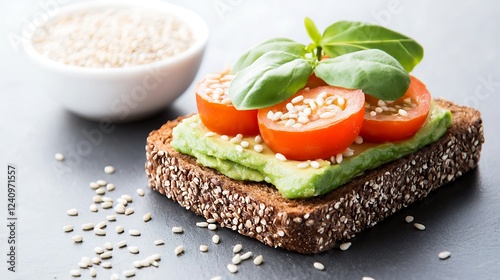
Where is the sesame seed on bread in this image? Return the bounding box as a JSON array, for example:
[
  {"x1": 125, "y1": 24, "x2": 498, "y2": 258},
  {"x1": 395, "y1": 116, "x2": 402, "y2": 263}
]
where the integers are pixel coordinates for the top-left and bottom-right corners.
[{"x1": 145, "y1": 99, "x2": 484, "y2": 254}]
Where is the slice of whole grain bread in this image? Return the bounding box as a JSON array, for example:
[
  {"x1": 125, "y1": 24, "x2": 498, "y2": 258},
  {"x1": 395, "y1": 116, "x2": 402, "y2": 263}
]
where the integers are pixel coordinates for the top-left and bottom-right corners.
[{"x1": 145, "y1": 99, "x2": 484, "y2": 253}]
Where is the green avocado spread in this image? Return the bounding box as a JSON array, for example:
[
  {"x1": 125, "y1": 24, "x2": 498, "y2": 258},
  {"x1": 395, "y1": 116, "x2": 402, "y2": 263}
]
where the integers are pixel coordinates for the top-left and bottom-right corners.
[{"x1": 171, "y1": 102, "x2": 452, "y2": 199}]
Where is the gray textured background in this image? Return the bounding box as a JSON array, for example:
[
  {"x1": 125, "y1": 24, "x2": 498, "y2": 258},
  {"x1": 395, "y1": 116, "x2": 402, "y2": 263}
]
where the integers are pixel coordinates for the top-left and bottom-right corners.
[{"x1": 1, "y1": 0, "x2": 499, "y2": 279}]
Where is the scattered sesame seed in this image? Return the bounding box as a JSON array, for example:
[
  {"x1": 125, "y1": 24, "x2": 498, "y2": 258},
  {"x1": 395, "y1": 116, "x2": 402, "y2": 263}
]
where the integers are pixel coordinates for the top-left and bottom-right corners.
[
  {"x1": 240, "y1": 140, "x2": 250, "y2": 148},
  {"x1": 233, "y1": 244, "x2": 243, "y2": 253},
  {"x1": 208, "y1": 224, "x2": 217, "y2": 231},
  {"x1": 362, "y1": 277, "x2": 375, "y2": 280},
  {"x1": 78, "y1": 262, "x2": 88, "y2": 268},
  {"x1": 340, "y1": 242, "x2": 352, "y2": 251},
  {"x1": 175, "y1": 245, "x2": 184, "y2": 255},
  {"x1": 405, "y1": 215, "x2": 414, "y2": 223},
  {"x1": 128, "y1": 246, "x2": 139, "y2": 254},
  {"x1": 97, "y1": 180, "x2": 107, "y2": 186},
  {"x1": 221, "y1": 135, "x2": 229, "y2": 141},
  {"x1": 232, "y1": 254, "x2": 242, "y2": 264},
  {"x1": 355, "y1": 135, "x2": 364, "y2": 144},
  {"x1": 297, "y1": 161, "x2": 310, "y2": 169},
  {"x1": 172, "y1": 226, "x2": 183, "y2": 233},
  {"x1": 320, "y1": 112, "x2": 335, "y2": 119},
  {"x1": 89, "y1": 268, "x2": 97, "y2": 277},
  {"x1": 104, "y1": 166, "x2": 115, "y2": 174},
  {"x1": 63, "y1": 225, "x2": 74, "y2": 232},
  {"x1": 72, "y1": 235, "x2": 83, "y2": 243},
  {"x1": 117, "y1": 240, "x2": 127, "y2": 248},
  {"x1": 94, "y1": 247, "x2": 105, "y2": 254},
  {"x1": 67, "y1": 208, "x2": 78, "y2": 216},
  {"x1": 116, "y1": 198, "x2": 128, "y2": 206},
  {"x1": 136, "y1": 188, "x2": 145, "y2": 196},
  {"x1": 55, "y1": 153, "x2": 65, "y2": 161},
  {"x1": 275, "y1": 153, "x2": 287, "y2": 161},
  {"x1": 151, "y1": 261, "x2": 159, "y2": 267},
  {"x1": 129, "y1": 229, "x2": 141, "y2": 236},
  {"x1": 100, "y1": 251, "x2": 112, "y2": 259},
  {"x1": 125, "y1": 207, "x2": 135, "y2": 215},
  {"x1": 310, "y1": 161, "x2": 321, "y2": 169},
  {"x1": 106, "y1": 183, "x2": 115, "y2": 191},
  {"x1": 438, "y1": 251, "x2": 451, "y2": 260},
  {"x1": 95, "y1": 187, "x2": 106, "y2": 195},
  {"x1": 94, "y1": 228, "x2": 106, "y2": 236},
  {"x1": 111, "y1": 273, "x2": 119, "y2": 280},
  {"x1": 116, "y1": 225, "x2": 124, "y2": 234},
  {"x1": 101, "y1": 261, "x2": 112, "y2": 269},
  {"x1": 196, "y1": 221, "x2": 209, "y2": 228},
  {"x1": 200, "y1": 245, "x2": 209, "y2": 252},
  {"x1": 204, "y1": 132, "x2": 216, "y2": 137},
  {"x1": 414, "y1": 223, "x2": 426, "y2": 231},
  {"x1": 121, "y1": 194, "x2": 133, "y2": 203},
  {"x1": 143, "y1": 212, "x2": 152, "y2": 222},
  {"x1": 82, "y1": 223, "x2": 94, "y2": 231},
  {"x1": 212, "y1": 235, "x2": 220, "y2": 244},
  {"x1": 92, "y1": 195, "x2": 102, "y2": 203},
  {"x1": 123, "y1": 269, "x2": 136, "y2": 277},
  {"x1": 235, "y1": 145, "x2": 244, "y2": 152},
  {"x1": 313, "y1": 261, "x2": 325, "y2": 271},
  {"x1": 253, "y1": 144, "x2": 263, "y2": 153},
  {"x1": 227, "y1": 263, "x2": 238, "y2": 273},
  {"x1": 369, "y1": 111, "x2": 377, "y2": 117},
  {"x1": 336, "y1": 153, "x2": 343, "y2": 164},
  {"x1": 90, "y1": 182, "x2": 100, "y2": 189},
  {"x1": 254, "y1": 135, "x2": 262, "y2": 143},
  {"x1": 70, "y1": 269, "x2": 81, "y2": 277},
  {"x1": 207, "y1": 218, "x2": 216, "y2": 223},
  {"x1": 114, "y1": 204, "x2": 126, "y2": 214},
  {"x1": 154, "y1": 239, "x2": 165, "y2": 246},
  {"x1": 211, "y1": 276, "x2": 222, "y2": 280},
  {"x1": 101, "y1": 196, "x2": 113, "y2": 202},
  {"x1": 89, "y1": 204, "x2": 98, "y2": 212},
  {"x1": 107, "y1": 215, "x2": 116, "y2": 221},
  {"x1": 92, "y1": 257, "x2": 100, "y2": 264},
  {"x1": 133, "y1": 261, "x2": 142, "y2": 268},
  {"x1": 253, "y1": 255, "x2": 264, "y2": 265},
  {"x1": 95, "y1": 221, "x2": 106, "y2": 229},
  {"x1": 104, "y1": 242, "x2": 113, "y2": 250},
  {"x1": 101, "y1": 201, "x2": 113, "y2": 209},
  {"x1": 398, "y1": 108, "x2": 408, "y2": 117},
  {"x1": 240, "y1": 251, "x2": 252, "y2": 260},
  {"x1": 267, "y1": 110, "x2": 274, "y2": 120}
]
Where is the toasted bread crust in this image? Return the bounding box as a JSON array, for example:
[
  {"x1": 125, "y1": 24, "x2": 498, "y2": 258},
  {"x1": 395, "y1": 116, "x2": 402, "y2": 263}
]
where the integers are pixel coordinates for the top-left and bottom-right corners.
[{"x1": 145, "y1": 99, "x2": 484, "y2": 253}]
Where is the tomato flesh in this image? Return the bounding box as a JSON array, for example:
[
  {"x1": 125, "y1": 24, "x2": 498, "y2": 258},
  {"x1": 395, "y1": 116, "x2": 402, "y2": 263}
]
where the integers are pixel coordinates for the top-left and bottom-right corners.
[
  {"x1": 257, "y1": 86, "x2": 365, "y2": 161},
  {"x1": 360, "y1": 76, "x2": 431, "y2": 142},
  {"x1": 196, "y1": 73, "x2": 259, "y2": 136}
]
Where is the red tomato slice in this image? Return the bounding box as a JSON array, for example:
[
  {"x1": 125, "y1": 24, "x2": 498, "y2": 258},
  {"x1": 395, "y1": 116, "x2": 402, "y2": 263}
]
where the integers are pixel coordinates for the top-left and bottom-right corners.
[
  {"x1": 257, "y1": 86, "x2": 365, "y2": 161},
  {"x1": 196, "y1": 72, "x2": 259, "y2": 136},
  {"x1": 360, "y1": 76, "x2": 431, "y2": 143}
]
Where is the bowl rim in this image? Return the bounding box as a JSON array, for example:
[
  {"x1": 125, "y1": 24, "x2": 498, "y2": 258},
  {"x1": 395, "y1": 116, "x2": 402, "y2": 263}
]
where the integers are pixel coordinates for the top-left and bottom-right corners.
[{"x1": 22, "y1": 0, "x2": 209, "y2": 76}]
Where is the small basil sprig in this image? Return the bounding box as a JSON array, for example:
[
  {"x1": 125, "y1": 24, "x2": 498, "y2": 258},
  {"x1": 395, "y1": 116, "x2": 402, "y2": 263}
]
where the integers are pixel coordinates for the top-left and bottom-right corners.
[{"x1": 229, "y1": 18, "x2": 423, "y2": 110}]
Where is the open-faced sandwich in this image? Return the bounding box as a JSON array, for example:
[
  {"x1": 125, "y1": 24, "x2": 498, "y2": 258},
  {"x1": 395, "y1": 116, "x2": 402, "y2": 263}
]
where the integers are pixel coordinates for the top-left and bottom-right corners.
[{"x1": 145, "y1": 19, "x2": 484, "y2": 253}]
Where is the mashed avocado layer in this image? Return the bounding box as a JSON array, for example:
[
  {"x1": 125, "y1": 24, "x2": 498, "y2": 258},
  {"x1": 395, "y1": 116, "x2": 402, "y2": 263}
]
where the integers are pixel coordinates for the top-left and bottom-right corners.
[{"x1": 171, "y1": 103, "x2": 452, "y2": 199}]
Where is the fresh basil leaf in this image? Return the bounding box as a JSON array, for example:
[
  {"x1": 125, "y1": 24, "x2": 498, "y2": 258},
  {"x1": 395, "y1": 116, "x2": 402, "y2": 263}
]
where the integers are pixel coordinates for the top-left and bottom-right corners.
[
  {"x1": 229, "y1": 51, "x2": 313, "y2": 109},
  {"x1": 304, "y1": 17, "x2": 322, "y2": 46},
  {"x1": 321, "y1": 21, "x2": 423, "y2": 72},
  {"x1": 231, "y1": 38, "x2": 307, "y2": 74},
  {"x1": 314, "y1": 49, "x2": 410, "y2": 100}
]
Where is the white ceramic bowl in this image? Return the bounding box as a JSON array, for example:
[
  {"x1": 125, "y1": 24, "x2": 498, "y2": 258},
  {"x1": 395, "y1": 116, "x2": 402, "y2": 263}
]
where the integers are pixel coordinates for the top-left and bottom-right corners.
[{"x1": 23, "y1": 0, "x2": 208, "y2": 121}]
